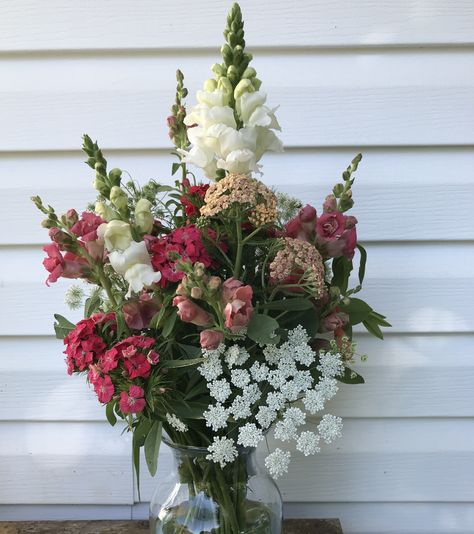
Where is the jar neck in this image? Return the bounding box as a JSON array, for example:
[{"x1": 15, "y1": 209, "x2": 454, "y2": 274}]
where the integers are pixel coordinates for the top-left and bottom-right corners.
[{"x1": 162, "y1": 435, "x2": 259, "y2": 475}]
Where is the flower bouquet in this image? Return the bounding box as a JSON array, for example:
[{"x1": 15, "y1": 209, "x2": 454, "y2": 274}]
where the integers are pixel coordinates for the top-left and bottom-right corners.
[{"x1": 33, "y1": 4, "x2": 389, "y2": 533}]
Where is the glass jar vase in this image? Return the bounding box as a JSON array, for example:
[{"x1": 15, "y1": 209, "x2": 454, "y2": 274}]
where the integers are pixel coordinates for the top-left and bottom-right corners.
[{"x1": 150, "y1": 436, "x2": 283, "y2": 534}]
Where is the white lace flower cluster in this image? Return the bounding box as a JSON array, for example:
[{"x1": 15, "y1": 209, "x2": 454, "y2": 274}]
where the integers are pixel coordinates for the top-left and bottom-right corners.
[
  {"x1": 178, "y1": 88, "x2": 283, "y2": 178},
  {"x1": 198, "y1": 326, "x2": 345, "y2": 478}
]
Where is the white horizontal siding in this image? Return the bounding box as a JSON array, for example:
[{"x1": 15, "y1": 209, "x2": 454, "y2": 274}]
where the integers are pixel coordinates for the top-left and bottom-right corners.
[
  {"x1": 0, "y1": 1, "x2": 473, "y2": 532},
  {"x1": 1, "y1": 0, "x2": 474, "y2": 51}
]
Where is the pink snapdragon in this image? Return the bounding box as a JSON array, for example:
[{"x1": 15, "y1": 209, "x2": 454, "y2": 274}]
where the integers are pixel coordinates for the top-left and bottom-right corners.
[
  {"x1": 173, "y1": 296, "x2": 212, "y2": 327},
  {"x1": 70, "y1": 212, "x2": 105, "y2": 242},
  {"x1": 42, "y1": 243, "x2": 88, "y2": 285},
  {"x1": 119, "y1": 385, "x2": 146, "y2": 414},
  {"x1": 122, "y1": 293, "x2": 160, "y2": 330},
  {"x1": 285, "y1": 204, "x2": 317, "y2": 242},
  {"x1": 221, "y1": 278, "x2": 254, "y2": 333},
  {"x1": 200, "y1": 329, "x2": 224, "y2": 349},
  {"x1": 322, "y1": 310, "x2": 349, "y2": 332}
]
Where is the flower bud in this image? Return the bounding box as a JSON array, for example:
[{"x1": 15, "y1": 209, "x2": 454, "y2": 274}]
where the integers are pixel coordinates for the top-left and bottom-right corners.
[
  {"x1": 108, "y1": 168, "x2": 122, "y2": 187},
  {"x1": 65, "y1": 209, "x2": 79, "y2": 226},
  {"x1": 242, "y1": 67, "x2": 257, "y2": 79},
  {"x1": 234, "y1": 78, "x2": 253, "y2": 100},
  {"x1": 190, "y1": 286, "x2": 203, "y2": 299},
  {"x1": 333, "y1": 183, "x2": 344, "y2": 197},
  {"x1": 226, "y1": 65, "x2": 238, "y2": 83},
  {"x1": 110, "y1": 186, "x2": 129, "y2": 212},
  {"x1": 135, "y1": 198, "x2": 154, "y2": 234},
  {"x1": 95, "y1": 201, "x2": 116, "y2": 222},
  {"x1": 252, "y1": 78, "x2": 262, "y2": 90},
  {"x1": 323, "y1": 195, "x2": 337, "y2": 213},
  {"x1": 217, "y1": 77, "x2": 233, "y2": 99},
  {"x1": 203, "y1": 78, "x2": 217, "y2": 92},
  {"x1": 207, "y1": 276, "x2": 221, "y2": 292},
  {"x1": 193, "y1": 262, "x2": 205, "y2": 277},
  {"x1": 211, "y1": 63, "x2": 226, "y2": 77},
  {"x1": 93, "y1": 177, "x2": 109, "y2": 197},
  {"x1": 41, "y1": 218, "x2": 54, "y2": 229},
  {"x1": 49, "y1": 227, "x2": 73, "y2": 248}
]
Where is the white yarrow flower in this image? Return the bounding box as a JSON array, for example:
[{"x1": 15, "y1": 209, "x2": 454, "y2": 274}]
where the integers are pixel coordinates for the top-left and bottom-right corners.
[
  {"x1": 296, "y1": 431, "x2": 321, "y2": 456},
  {"x1": 208, "y1": 379, "x2": 232, "y2": 403},
  {"x1": 303, "y1": 389, "x2": 325, "y2": 415},
  {"x1": 318, "y1": 414, "x2": 343, "y2": 444},
  {"x1": 237, "y1": 423, "x2": 264, "y2": 448},
  {"x1": 317, "y1": 351, "x2": 345, "y2": 378},
  {"x1": 256, "y1": 406, "x2": 277, "y2": 429},
  {"x1": 315, "y1": 377, "x2": 339, "y2": 401},
  {"x1": 230, "y1": 395, "x2": 252, "y2": 420},
  {"x1": 265, "y1": 448, "x2": 291, "y2": 479},
  {"x1": 198, "y1": 350, "x2": 223, "y2": 381},
  {"x1": 203, "y1": 404, "x2": 229, "y2": 432},
  {"x1": 207, "y1": 436, "x2": 238, "y2": 468},
  {"x1": 230, "y1": 368, "x2": 251, "y2": 388},
  {"x1": 165, "y1": 413, "x2": 188, "y2": 432},
  {"x1": 274, "y1": 419, "x2": 297, "y2": 442},
  {"x1": 250, "y1": 361, "x2": 269, "y2": 382},
  {"x1": 284, "y1": 407, "x2": 306, "y2": 427}
]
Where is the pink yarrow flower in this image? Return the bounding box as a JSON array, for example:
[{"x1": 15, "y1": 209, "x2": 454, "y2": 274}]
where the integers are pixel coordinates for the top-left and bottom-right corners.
[
  {"x1": 221, "y1": 278, "x2": 254, "y2": 333},
  {"x1": 120, "y1": 385, "x2": 146, "y2": 414}
]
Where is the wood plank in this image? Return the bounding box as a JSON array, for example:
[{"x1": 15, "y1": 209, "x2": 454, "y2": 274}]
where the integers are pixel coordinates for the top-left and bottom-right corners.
[
  {"x1": 2, "y1": 86, "x2": 473, "y2": 151},
  {"x1": 11, "y1": 180, "x2": 474, "y2": 244},
  {"x1": 0, "y1": 422, "x2": 133, "y2": 505},
  {"x1": 1, "y1": 0, "x2": 474, "y2": 51},
  {"x1": 0, "y1": 334, "x2": 472, "y2": 420},
  {"x1": 0, "y1": 147, "x2": 473, "y2": 190}
]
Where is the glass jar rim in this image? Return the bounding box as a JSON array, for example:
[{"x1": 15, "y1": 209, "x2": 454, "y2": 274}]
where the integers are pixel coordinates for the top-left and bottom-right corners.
[{"x1": 162, "y1": 433, "x2": 255, "y2": 456}]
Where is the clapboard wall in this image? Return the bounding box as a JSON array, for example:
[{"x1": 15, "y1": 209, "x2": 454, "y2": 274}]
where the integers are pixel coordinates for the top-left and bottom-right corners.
[{"x1": 1, "y1": 1, "x2": 473, "y2": 532}]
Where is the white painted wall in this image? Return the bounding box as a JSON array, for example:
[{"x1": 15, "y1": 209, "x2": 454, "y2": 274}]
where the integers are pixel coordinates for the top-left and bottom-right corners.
[{"x1": 1, "y1": 1, "x2": 473, "y2": 532}]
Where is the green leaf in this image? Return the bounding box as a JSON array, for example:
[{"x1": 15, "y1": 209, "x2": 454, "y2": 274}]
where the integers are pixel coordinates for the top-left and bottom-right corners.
[
  {"x1": 332, "y1": 257, "x2": 353, "y2": 294},
  {"x1": 363, "y1": 317, "x2": 384, "y2": 339},
  {"x1": 132, "y1": 417, "x2": 152, "y2": 500},
  {"x1": 247, "y1": 314, "x2": 280, "y2": 345},
  {"x1": 178, "y1": 343, "x2": 202, "y2": 358},
  {"x1": 260, "y1": 298, "x2": 314, "y2": 311},
  {"x1": 84, "y1": 292, "x2": 101, "y2": 318},
  {"x1": 173, "y1": 400, "x2": 207, "y2": 420},
  {"x1": 357, "y1": 244, "x2": 367, "y2": 285},
  {"x1": 280, "y1": 309, "x2": 319, "y2": 338},
  {"x1": 171, "y1": 162, "x2": 181, "y2": 176},
  {"x1": 340, "y1": 298, "x2": 372, "y2": 325},
  {"x1": 337, "y1": 366, "x2": 365, "y2": 384},
  {"x1": 105, "y1": 402, "x2": 117, "y2": 426},
  {"x1": 161, "y1": 308, "x2": 178, "y2": 339},
  {"x1": 162, "y1": 357, "x2": 204, "y2": 369},
  {"x1": 154, "y1": 185, "x2": 175, "y2": 193},
  {"x1": 53, "y1": 314, "x2": 75, "y2": 339},
  {"x1": 144, "y1": 421, "x2": 162, "y2": 477}
]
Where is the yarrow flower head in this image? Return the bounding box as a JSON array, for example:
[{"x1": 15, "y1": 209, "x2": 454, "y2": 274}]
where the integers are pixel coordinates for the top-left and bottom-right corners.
[
  {"x1": 200, "y1": 173, "x2": 278, "y2": 227},
  {"x1": 237, "y1": 423, "x2": 264, "y2": 448},
  {"x1": 207, "y1": 436, "x2": 238, "y2": 467},
  {"x1": 269, "y1": 238, "x2": 325, "y2": 298},
  {"x1": 318, "y1": 414, "x2": 343, "y2": 444},
  {"x1": 265, "y1": 448, "x2": 291, "y2": 479},
  {"x1": 317, "y1": 351, "x2": 345, "y2": 379},
  {"x1": 166, "y1": 413, "x2": 188, "y2": 432},
  {"x1": 203, "y1": 403, "x2": 229, "y2": 431},
  {"x1": 296, "y1": 431, "x2": 321, "y2": 456}
]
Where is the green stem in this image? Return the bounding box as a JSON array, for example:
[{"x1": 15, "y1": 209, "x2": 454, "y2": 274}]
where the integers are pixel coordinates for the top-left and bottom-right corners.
[
  {"x1": 98, "y1": 269, "x2": 118, "y2": 307},
  {"x1": 233, "y1": 217, "x2": 243, "y2": 279}
]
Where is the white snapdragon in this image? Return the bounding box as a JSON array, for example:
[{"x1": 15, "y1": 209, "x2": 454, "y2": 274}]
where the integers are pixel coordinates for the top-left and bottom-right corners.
[
  {"x1": 179, "y1": 84, "x2": 282, "y2": 178},
  {"x1": 107, "y1": 240, "x2": 161, "y2": 298}
]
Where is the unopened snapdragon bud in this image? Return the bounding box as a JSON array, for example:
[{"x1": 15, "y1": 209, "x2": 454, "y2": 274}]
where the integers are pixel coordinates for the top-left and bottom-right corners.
[
  {"x1": 211, "y1": 63, "x2": 226, "y2": 77},
  {"x1": 193, "y1": 262, "x2": 205, "y2": 277},
  {"x1": 65, "y1": 209, "x2": 79, "y2": 226},
  {"x1": 95, "y1": 201, "x2": 115, "y2": 222},
  {"x1": 190, "y1": 286, "x2": 203, "y2": 299},
  {"x1": 93, "y1": 177, "x2": 109, "y2": 197},
  {"x1": 108, "y1": 168, "x2": 122, "y2": 187},
  {"x1": 217, "y1": 76, "x2": 233, "y2": 99},
  {"x1": 135, "y1": 198, "x2": 154, "y2": 234},
  {"x1": 234, "y1": 78, "x2": 253, "y2": 99},
  {"x1": 203, "y1": 78, "x2": 217, "y2": 92},
  {"x1": 110, "y1": 186, "x2": 128, "y2": 212},
  {"x1": 207, "y1": 276, "x2": 221, "y2": 292}
]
